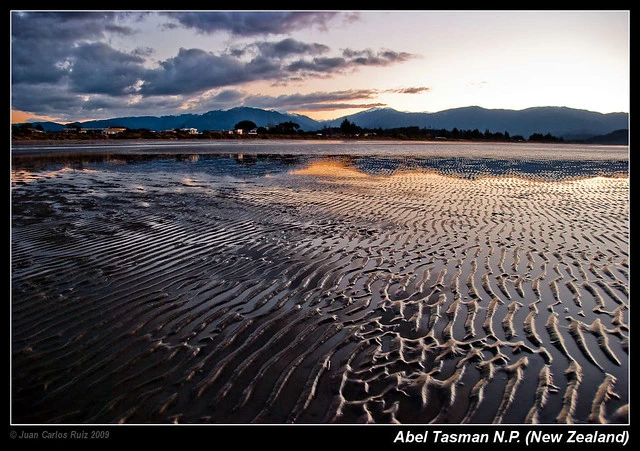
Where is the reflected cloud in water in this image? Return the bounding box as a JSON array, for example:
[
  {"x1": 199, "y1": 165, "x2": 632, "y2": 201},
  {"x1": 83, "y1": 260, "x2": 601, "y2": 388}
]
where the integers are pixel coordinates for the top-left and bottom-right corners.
[{"x1": 12, "y1": 150, "x2": 628, "y2": 184}]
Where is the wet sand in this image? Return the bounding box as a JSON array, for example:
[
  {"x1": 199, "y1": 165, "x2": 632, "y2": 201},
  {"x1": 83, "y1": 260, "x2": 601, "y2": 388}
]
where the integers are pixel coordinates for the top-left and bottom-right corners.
[{"x1": 11, "y1": 147, "x2": 628, "y2": 424}]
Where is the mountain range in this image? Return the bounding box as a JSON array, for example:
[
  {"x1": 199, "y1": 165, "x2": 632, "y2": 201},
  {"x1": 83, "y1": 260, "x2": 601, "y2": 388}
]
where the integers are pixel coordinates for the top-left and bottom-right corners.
[{"x1": 24, "y1": 105, "x2": 628, "y2": 141}]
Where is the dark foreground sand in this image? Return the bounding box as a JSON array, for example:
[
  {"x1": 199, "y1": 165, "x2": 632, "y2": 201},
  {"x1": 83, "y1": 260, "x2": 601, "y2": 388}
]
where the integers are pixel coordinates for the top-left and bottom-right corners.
[{"x1": 11, "y1": 149, "x2": 628, "y2": 424}]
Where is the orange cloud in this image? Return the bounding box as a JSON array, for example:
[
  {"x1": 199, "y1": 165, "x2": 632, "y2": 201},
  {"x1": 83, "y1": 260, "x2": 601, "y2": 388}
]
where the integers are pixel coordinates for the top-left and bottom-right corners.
[{"x1": 12, "y1": 109, "x2": 61, "y2": 124}]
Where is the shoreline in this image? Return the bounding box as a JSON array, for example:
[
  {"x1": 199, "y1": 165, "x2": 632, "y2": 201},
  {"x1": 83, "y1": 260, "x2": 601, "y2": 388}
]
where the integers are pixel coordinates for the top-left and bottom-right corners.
[
  {"x1": 12, "y1": 137, "x2": 624, "y2": 147},
  {"x1": 10, "y1": 137, "x2": 630, "y2": 153}
]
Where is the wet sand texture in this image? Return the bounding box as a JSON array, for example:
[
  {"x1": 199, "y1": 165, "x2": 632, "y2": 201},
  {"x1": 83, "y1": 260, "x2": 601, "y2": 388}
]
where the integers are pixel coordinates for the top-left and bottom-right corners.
[{"x1": 11, "y1": 156, "x2": 628, "y2": 424}]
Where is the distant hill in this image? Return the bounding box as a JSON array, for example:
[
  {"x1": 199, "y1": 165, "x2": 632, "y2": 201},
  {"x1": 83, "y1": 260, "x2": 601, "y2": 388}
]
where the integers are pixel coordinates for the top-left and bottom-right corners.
[
  {"x1": 20, "y1": 121, "x2": 67, "y2": 132},
  {"x1": 326, "y1": 106, "x2": 628, "y2": 140},
  {"x1": 19, "y1": 105, "x2": 628, "y2": 141},
  {"x1": 583, "y1": 129, "x2": 629, "y2": 145},
  {"x1": 75, "y1": 107, "x2": 321, "y2": 133}
]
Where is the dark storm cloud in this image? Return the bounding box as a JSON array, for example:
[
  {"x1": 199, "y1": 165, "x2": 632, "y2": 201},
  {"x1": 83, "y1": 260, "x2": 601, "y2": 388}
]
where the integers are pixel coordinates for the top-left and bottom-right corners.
[
  {"x1": 11, "y1": 83, "x2": 88, "y2": 117},
  {"x1": 11, "y1": 11, "x2": 137, "y2": 42},
  {"x1": 11, "y1": 40, "x2": 67, "y2": 85},
  {"x1": 140, "y1": 48, "x2": 250, "y2": 95},
  {"x1": 67, "y1": 42, "x2": 146, "y2": 95},
  {"x1": 11, "y1": 11, "x2": 151, "y2": 117},
  {"x1": 163, "y1": 11, "x2": 344, "y2": 36},
  {"x1": 11, "y1": 11, "x2": 142, "y2": 87}
]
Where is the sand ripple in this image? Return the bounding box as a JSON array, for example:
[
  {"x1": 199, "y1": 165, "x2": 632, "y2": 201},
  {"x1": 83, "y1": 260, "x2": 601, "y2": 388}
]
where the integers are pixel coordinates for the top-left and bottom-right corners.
[{"x1": 11, "y1": 153, "x2": 628, "y2": 424}]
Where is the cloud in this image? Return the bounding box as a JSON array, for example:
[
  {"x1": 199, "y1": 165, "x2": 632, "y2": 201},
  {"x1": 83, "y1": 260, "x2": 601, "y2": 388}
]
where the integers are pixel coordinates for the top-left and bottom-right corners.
[
  {"x1": 285, "y1": 49, "x2": 419, "y2": 77},
  {"x1": 163, "y1": 11, "x2": 346, "y2": 36},
  {"x1": 11, "y1": 11, "x2": 420, "y2": 121},
  {"x1": 254, "y1": 38, "x2": 330, "y2": 58},
  {"x1": 12, "y1": 13, "x2": 112, "y2": 85},
  {"x1": 11, "y1": 84, "x2": 89, "y2": 119},
  {"x1": 342, "y1": 48, "x2": 417, "y2": 66},
  {"x1": 244, "y1": 89, "x2": 380, "y2": 108},
  {"x1": 11, "y1": 11, "x2": 144, "y2": 87},
  {"x1": 11, "y1": 82, "x2": 430, "y2": 123},
  {"x1": 67, "y1": 43, "x2": 147, "y2": 95},
  {"x1": 242, "y1": 87, "x2": 428, "y2": 113},
  {"x1": 388, "y1": 86, "x2": 431, "y2": 94},
  {"x1": 140, "y1": 48, "x2": 249, "y2": 95},
  {"x1": 139, "y1": 41, "x2": 418, "y2": 97},
  {"x1": 11, "y1": 82, "x2": 187, "y2": 123},
  {"x1": 179, "y1": 89, "x2": 246, "y2": 112},
  {"x1": 11, "y1": 11, "x2": 138, "y2": 42},
  {"x1": 286, "y1": 57, "x2": 349, "y2": 74},
  {"x1": 288, "y1": 102, "x2": 388, "y2": 112},
  {"x1": 132, "y1": 47, "x2": 155, "y2": 58}
]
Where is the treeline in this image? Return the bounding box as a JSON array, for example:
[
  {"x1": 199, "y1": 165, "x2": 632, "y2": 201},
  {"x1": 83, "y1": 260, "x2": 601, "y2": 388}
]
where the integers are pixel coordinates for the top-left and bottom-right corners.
[
  {"x1": 12, "y1": 120, "x2": 566, "y2": 143},
  {"x1": 328, "y1": 119, "x2": 564, "y2": 142}
]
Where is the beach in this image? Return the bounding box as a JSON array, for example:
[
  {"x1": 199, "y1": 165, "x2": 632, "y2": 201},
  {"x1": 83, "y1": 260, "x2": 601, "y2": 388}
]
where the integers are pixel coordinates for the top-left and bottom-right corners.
[{"x1": 11, "y1": 141, "x2": 629, "y2": 425}]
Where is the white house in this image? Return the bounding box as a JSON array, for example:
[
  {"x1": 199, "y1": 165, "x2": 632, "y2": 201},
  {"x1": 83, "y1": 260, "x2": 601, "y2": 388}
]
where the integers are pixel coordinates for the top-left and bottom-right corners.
[{"x1": 102, "y1": 126, "x2": 126, "y2": 135}]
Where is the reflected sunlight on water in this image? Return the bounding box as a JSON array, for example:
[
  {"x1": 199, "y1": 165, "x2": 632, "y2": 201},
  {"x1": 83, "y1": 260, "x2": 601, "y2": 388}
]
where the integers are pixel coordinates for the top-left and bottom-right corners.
[
  {"x1": 11, "y1": 167, "x2": 97, "y2": 184},
  {"x1": 290, "y1": 159, "x2": 370, "y2": 178}
]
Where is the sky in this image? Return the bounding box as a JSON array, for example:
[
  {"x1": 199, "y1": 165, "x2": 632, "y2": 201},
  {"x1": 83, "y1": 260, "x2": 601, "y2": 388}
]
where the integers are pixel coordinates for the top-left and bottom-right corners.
[{"x1": 10, "y1": 10, "x2": 630, "y2": 124}]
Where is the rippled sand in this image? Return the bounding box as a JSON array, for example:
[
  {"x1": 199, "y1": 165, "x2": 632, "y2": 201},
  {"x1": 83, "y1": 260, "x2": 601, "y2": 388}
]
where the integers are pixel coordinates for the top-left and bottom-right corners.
[{"x1": 11, "y1": 151, "x2": 628, "y2": 424}]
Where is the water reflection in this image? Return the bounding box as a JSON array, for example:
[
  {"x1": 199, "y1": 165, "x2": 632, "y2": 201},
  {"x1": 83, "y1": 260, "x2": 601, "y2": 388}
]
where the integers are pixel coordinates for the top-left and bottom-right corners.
[
  {"x1": 11, "y1": 150, "x2": 628, "y2": 182},
  {"x1": 290, "y1": 159, "x2": 370, "y2": 178}
]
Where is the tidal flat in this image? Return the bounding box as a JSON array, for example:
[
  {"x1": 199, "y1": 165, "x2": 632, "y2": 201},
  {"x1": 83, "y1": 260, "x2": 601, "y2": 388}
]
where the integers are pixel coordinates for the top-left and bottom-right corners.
[{"x1": 11, "y1": 140, "x2": 629, "y2": 424}]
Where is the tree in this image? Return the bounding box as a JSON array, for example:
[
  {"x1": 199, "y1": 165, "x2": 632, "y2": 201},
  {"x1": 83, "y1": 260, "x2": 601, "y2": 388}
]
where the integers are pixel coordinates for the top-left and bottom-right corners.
[
  {"x1": 340, "y1": 118, "x2": 361, "y2": 135},
  {"x1": 270, "y1": 121, "x2": 300, "y2": 134},
  {"x1": 528, "y1": 132, "x2": 563, "y2": 143},
  {"x1": 235, "y1": 120, "x2": 257, "y2": 130}
]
